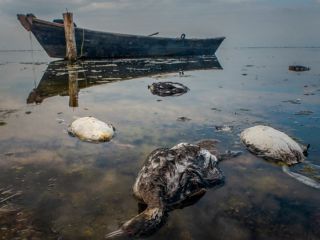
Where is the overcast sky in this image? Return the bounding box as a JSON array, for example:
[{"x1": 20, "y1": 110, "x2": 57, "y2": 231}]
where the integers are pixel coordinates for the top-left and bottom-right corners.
[{"x1": 0, "y1": 0, "x2": 319, "y2": 50}]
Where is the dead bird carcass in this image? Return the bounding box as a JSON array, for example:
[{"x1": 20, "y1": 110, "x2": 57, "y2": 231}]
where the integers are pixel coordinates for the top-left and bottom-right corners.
[
  {"x1": 240, "y1": 125, "x2": 320, "y2": 189},
  {"x1": 148, "y1": 82, "x2": 189, "y2": 97},
  {"x1": 106, "y1": 140, "x2": 240, "y2": 238},
  {"x1": 68, "y1": 117, "x2": 115, "y2": 142},
  {"x1": 240, "y1": 125, "x2": 308, "y2": 165}
]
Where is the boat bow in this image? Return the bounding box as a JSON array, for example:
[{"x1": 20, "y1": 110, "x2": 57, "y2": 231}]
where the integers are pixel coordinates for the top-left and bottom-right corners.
[{"x1": 17, "y1": 14, "x2": 36, "y2": 31}]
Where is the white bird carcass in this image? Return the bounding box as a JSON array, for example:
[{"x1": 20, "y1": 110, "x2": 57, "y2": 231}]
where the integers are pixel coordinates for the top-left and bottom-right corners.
[
  {"x1": 240, "y1": 125, "x2": 308, "y2": 166},
  {"x1": 68, "y1": 117, "x2": 115, "y2": 142}
]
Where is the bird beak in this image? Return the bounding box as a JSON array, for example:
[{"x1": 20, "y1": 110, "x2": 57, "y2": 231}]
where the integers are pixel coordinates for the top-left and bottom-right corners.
[{"x1": 105, "y1": 229, "x2": 124, "y2": 239}]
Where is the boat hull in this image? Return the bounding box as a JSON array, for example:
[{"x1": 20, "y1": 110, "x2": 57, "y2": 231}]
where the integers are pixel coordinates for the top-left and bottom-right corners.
[{"x1": 18, "y1": 14, "x2": 225, "y2": 59}]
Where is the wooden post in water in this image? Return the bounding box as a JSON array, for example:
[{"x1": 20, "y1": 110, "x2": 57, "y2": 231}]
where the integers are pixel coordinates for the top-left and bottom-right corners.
[{"x1": 63, "y1": 12, "x2": 77, "y2": 61}]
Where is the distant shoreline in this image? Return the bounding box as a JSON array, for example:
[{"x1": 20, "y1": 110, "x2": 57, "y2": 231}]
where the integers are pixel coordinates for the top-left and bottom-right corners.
[{"x1": 238, "y1": 46, "x2": 320, "y2": 49}]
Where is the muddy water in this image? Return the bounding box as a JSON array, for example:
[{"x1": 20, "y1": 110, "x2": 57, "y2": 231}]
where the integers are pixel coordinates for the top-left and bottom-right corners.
[{"x1": 0, "y1": 48, "x2": 319, "y2": 240}]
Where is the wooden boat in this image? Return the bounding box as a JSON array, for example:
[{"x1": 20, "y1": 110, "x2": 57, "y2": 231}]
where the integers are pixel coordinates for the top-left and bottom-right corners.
[
  {"x1": 17, "y1": 14, "x2": 225, "y2": 59},
  {"x1": 27, "y1": 56, "x2": 222, "y2": 104}
]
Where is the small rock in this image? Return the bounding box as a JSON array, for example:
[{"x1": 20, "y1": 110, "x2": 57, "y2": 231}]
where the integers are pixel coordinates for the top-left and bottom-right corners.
[
  {"x1": 68, "y1": 117, "x2": 115, "y2": 142},
  {"x1": 240, "y1": 125, "x2": 307, "y2": 165}
]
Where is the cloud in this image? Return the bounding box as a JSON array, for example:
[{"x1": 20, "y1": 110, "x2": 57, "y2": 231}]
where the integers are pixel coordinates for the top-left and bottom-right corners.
[
  {"x1": 1, "y1": 0, "x2": 320, "y2": 49},
  {"x1": 0, "y1": 0, "x2": 313, "y2": 16},
  {"x1": 1, "y1": 0, "x2": 319, "y2": 17}
]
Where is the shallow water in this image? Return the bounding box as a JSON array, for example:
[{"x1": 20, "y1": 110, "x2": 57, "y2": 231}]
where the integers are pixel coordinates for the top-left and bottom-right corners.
[{"x1": 0, "y1": 47, "x2": 319, "y2": 240}]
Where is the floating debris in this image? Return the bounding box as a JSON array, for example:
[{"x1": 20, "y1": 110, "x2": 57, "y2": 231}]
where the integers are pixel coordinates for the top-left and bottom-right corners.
[
  {"x1": 0, "y1": 109, "x2": 17, "y2": 127},
  {"x1": 68, "y1": 117, "x2": 115, "y2": 142},
  {"x1": 177, "y1": 117, "x2": 191, "y2": 122},
  {"x1": 240, "y1": 125, "x2": 308, "y2": 165},
  {"x1": 239, "y1": 108, "x2": 251, "y2": 112},
  {"x1": 4, "y1": 152, "x2": 14, "y2": 156},
  {"x1": 148, "y1": 82, "x2": 189, "y2": 97},
  {"x1": 288, "y1": 65, "x2": 310, "y2": 72},
  {"x1": 0, "y1": 109, "x2": 17, "y2": 117},
  {"x1": 19, "y1": 61, "x2": 47, "y2": 65},
  {"x1": 111, "y1": 141, "x2": 135, "y2": 149},
  {"x1": 215, "y1": 125, "x2": 233, "y2": 132},
  {"x1": 25, "y1": 111, "x2": 32, "y2": 114},
  {"x1": 56, "y1": 118, "x2": 65, "y2": 124},
  {"x1": 282, "y1": 99, "x2": 301, "y2": 104},
  {"x1": 211, "y1": 107, "x2": 222, "y2": 112},
  {"x1": 0, "y1": 187, "x2": 22, "y2": 202},
  {"x1": 295, "y1": 110, "x2": 313, "y2": 116},
  {"x1": 304, "y1": 92, "x2": 315, "y2": 96}
]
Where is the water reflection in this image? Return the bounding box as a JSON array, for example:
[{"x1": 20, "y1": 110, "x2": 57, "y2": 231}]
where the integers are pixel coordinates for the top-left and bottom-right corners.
[
  {"x1": 67, "y1": 63, "x2": 79, "y2": 107},
  {"x1": 27, "y1": 56, "x2": 222, "y2": 106},
  {"x1": 1, "y1": 48, "x2": 319, "y2": 240}
]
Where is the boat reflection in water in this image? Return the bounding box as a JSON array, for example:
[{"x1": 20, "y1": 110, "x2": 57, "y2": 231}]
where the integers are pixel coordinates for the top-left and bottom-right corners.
[{"x1": 27, "y1": 56, "x2": 222, "y2": 107}]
